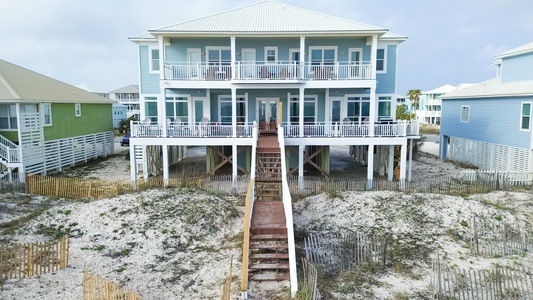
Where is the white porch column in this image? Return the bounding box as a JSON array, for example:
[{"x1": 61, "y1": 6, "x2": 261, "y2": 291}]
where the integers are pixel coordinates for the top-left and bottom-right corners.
[
  {"x1": 367, "y1": 144, "x2": 374, "y2": 189},
  {"x1": 368, "y1": 34, "x2": 378, "y2": 137},
  {"x1": 232, "y1": 87, "x2": 237, "y2": 137},
  {"x1": 408, "y1": 139, "x2": 413, "y2": 182},
  {"x1": 231, "y1": 36, "x2": 236, "y2": 80},
  {"x1": 369, "y1": 86, "x2": 376, "y2": 137},
  {"x1": 400, "y1": 140, "x2": 407, "y2": 189},
  {"x1": 298, "y1": 87, "x2": 304, "y2": 137},
  {"x1": 232, "y1": 144, "x2": 238, "y2": 192},
  {"x1": 299, "y1": 36, "x2": 305, "y2": 79},
  {"x1": 298, "y1": 145, "x2": 304, "y2": 189},
  {"x1": 370, "y1": 34, "x2": 378, "y2": 80},
  {"x1": 130, "y1": 143, "x2": 137, "y2": 188},
  {"x1": 388, "y1": 145, "x2": 394, "y2": 181},
  {"x1": 160, "y1": 88, "x2": 167, "y2": 137},
  {"x1": 142, "y1": 145, "x2": 149, "y2": 180},
  {"x1": 158, "y1": 36, "x2": 165, "y2": 80},
  {"x1": 162, "y1": 145, "x2": 169, "y2": 186}
]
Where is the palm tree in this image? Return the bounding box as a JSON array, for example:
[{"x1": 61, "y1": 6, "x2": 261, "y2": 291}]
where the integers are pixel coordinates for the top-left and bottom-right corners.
[{"x1": 407, "y1": 89, "x2": 421, "y2": 120}]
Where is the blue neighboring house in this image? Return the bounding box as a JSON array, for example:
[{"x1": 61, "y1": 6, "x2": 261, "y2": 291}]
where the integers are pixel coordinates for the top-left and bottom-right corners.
[{"x1": 440, "y1": 42, "x2": 533, "y2": 173}]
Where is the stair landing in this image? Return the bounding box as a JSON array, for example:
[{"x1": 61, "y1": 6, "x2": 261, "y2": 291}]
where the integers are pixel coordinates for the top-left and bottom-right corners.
[{"x1": 251, "y1": 201, "x2": 286, "y2": 233}]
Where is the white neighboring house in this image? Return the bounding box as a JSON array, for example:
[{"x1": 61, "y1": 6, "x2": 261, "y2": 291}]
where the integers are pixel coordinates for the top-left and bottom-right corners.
[{"x1": 416, "y1": 84, "x2": 473, "y2": 125}]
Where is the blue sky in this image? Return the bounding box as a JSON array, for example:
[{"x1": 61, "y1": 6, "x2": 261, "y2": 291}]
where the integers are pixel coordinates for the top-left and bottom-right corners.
[{"x1": 1, "y1": 0, "x2": 532, "y2": 94}]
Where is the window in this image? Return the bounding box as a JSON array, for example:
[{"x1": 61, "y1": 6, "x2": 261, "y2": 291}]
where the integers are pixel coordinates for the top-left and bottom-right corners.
[
  {"x1": 42, "y1": 103, "x2": 52, "y2": 126},
  {"x1": 310, "y1": 47, "x2": 336, "y2": 66},
  {"x1": 289, "y1": 96, "x2": 317, "y2": 124},
  {"x1": 219, "y1": 95, "x2": 246, "y2": 124},
  {"x1": 207, "y1": 48, "x2": 231, "y2": 67},
  {"x1": 0, "y1": 104, "x2": 17, "y2": 129},
  {"x1": 521, "y1": 102, "x2": 531, "y2": 130},
  {"x1": 265, "y1": 47, "x2": 278, "y2": 64},
  {"x1": 75, "y1": 103, "x2": 81, "y2": 117},
  {"x1": 144, "y1": 97, "x2": 158, "y2": 122},
  {"x1": 376, "y1": 48, "x2": 386, "y2": 72},
  {"x1": 347, "y1": 96, "x2": 370, "y2": 122},
  {"x1": 150, "y1": 48, "x2": 160, "y2": 73},
  {"x1": 378, "y1": 96, "x2": 392, "y2": 118},
  {"x1": 166, "y1": 96, "x2": 189, "y2": 124},
  {"x1": 460, "y1": 106, "x2": 470, "y2": 123}
]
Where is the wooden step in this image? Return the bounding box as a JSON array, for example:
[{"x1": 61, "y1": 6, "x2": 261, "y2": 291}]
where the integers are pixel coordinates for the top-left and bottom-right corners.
[
  {"x1": 249, "y1": 263, "x2": 290, "y2": 270},
  {"x1": 248, "y1": 273, "x2": 290, "y2": 281},
  {"x1": 250, "y1": 253, "x2": 289, "y2": 260},
  {"x1": 251, "y1": 227, "x2": 286, "y2": 235},
  {"x1": 250, "y1": 233, "x2": 288, "y2": 240},
  {"x1": 249, "y1": 243, "x2": 288, "y2": 250}
]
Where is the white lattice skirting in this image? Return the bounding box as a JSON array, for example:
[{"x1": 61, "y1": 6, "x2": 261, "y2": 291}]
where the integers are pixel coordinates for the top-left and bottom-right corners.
[
  {"x1": 25, "y1": 131, "x2": 114, "y2": 175},
  {"x1": 449, "y1": 137, "x2": 530, "y2": 172}
]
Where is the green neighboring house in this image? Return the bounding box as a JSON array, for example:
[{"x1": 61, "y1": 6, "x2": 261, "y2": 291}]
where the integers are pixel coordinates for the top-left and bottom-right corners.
[{"x1": 0, "y1": 59, "x2": 114, "y2": 182}]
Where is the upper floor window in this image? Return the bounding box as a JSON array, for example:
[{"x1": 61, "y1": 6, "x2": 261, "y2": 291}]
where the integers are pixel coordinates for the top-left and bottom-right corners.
[
  {"x1": 207, "y1": 48, "x2": 231, "y2": 66},
  {"x1": 42, "y1": 103, "x2": 52, "y2": 126},
  {"x1": 310, "y1": 47, "x2": 336, "y2": 66},
  {"x1": 521, "y1": 102, "x2": 531, "y2": 130},
  {"x1": 0, "y1": 104, "x2": 17, "y2": 130},
  {"x1": 460, "y1": 106, "x2": 469, "y2": 123},
  {"x1": 376, "y1": 48, "x2": 386, "y2": 72},
  {"x1": 150, "y1": 48, "x2": 160, "y2": 73},
  {"x1": 144, "y1": 96, "x2": 158, "y2": 123},
  {"x1": 265, "y1": 47, "x2": 278, "y2": 64},
  {"x1": 75, "y1": 103, "x2": 81, "y2": 117},
  {"x1": 166, "y1": 96, "x2": 189, "y2": 125}
]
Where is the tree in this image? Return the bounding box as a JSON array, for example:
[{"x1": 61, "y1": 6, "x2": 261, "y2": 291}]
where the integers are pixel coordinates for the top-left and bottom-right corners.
[
  {"x1": 395, "y1": 104, "x2": 412, "y2": 120},
  {"x1": 117, "y1": 115, "x2": 138, "y2": 134},
  {"x1": 407, "y1": 89, "x2": 422, "y2": 120}
]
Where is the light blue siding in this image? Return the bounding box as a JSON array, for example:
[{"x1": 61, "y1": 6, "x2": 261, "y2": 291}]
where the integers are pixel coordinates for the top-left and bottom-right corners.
[
  {"x1": 376, "y1": 45, "x2": 397, "y2": 94},
  {"x1": 166, "y1": 38, "x2": 230, "y2": 63},
  {"x1": 501, "y1": 53, "x2": 533, "y2": 82},
  {"x1": 441, "y1": 96, "x2": 532, "y2": 149},
  {"x1": 139, "y1": 45, "x2": 160, "y2": 94},
  {"x1": 237, "y1": 37, "x2": 299, "y2": 62}
]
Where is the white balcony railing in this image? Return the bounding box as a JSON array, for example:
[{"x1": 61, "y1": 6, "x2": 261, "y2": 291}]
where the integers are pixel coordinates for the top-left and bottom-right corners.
[
  {"x1": 163, "y1": 61, "x2": 373, "y2": 81},
  {"x1": 131, "y1": 120, "x2": 420, "y2": 139}
]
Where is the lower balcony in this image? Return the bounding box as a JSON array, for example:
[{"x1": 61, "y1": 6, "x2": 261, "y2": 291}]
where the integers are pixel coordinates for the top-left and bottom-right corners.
[{"x1": 130, "y1": 120, "x2": 419, "y2": 139}]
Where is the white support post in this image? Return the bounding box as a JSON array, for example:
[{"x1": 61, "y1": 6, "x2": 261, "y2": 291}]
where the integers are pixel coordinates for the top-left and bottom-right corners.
[
  {"x1": 142, "y1": 145, "x2": 149, "y2": 180},
  {"x1": 367, "y1": 144, "x2": 374, "y2": 189},
  {"x1": 160, "y1": 88, "x2": 167, "y2": 137},
  {"x1": 400, "y1": 140, "x2": 407, "y2": 189},
  {"x1": 298, "y1": 87, "x2": 304, "y2": 137},
  {"x1": 232, "y1": 87, "x2": 237, "y2": 137},
  {"x1": 130, "y1": 143, "x2": 137, "y2": 189},
  {"x1": 408, "y1": 139, "x2": 413, "y2": 182},
  {"x1": 369, "y1": 86, "x2": 376, "y2": 137},
  {"x1": 158, "y1": 36, "x2": 165, "y2": 80},
  {"x1": 298, "y1": 145, "x2": 304, "y2": 189},
  {"x1": 232, "y1": 144, "x2": 238, "y2": 192},
  {"x1": 231, "y1": 36, "x2": 236, "y2": 80},
  {"x1": 299, "y1": 36, "x2": 305, "y2": 79},
  {"x1": 388, "y1": 145, "x2": 394, "y2": 181},
  {"x1": 162, "y1": 145, "x2": 169, "y2": 186}
]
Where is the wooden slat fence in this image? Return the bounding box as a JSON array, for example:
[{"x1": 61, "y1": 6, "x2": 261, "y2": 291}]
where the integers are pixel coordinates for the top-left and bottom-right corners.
[
  {"x1": 300, "y1": 257, "x2": 321, "y2": 300},
  {"x1": 83, "y1": 268, "x2": 141, "y2": 300},
  {"x1": 304, "y1": 232, "x2": 385, "y2": 277},
  {"x1": 221, "y1": 255, "x2": 233, "y2": 300},
  {"x1": 0, "y1": 236, "x2": 69, "y2": 280},
  {"x1": 432, "y1": 256, "x2": 533, "y2": 300},
  {"x1": 460, "y1": 170, "x2": 533, "y2": 186},
  {"x1": 0, "y1": 172, "x2": 25, "y2": 193},
  {"x1": 471, "y1": 217, "x2": 533, "y2": 257},
  {"x1": 27, "y1": 174, "x2": 251, "y2": 200}
]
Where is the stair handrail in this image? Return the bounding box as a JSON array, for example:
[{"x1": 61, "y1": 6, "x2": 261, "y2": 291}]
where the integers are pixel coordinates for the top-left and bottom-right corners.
[
  {"x1": 0, "y1": 134, "x2": 20, "y2": 163},
  {"x1": 240, "y1": 122, "x2": 257, "y2": 299},
  {"x1": 277, "y1": 126, "x2": 298, "y2": 298}
]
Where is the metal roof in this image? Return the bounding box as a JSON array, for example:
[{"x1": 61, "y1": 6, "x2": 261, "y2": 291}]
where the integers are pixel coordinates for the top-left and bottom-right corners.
[
  {"x1": 109, "y1": 84, "x2": 139, "y2": 94},
  {"x1": 494, "y1": 42, "x2": 533, "y2": 59},
  {"x1": 149, "y1": 0, "x2": 388, "y2": 35},
  {"x1": 442, "y1": 78, "x2": 533, "y2": 99},
  {"x1": 0, "y1": 59, "x2": 113, "y2": 104},
  {"x1": 423, "y1": 84, "x2": 456, "y2": 94}
]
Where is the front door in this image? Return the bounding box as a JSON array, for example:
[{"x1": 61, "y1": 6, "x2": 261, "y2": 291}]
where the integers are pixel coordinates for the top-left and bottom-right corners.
[
  {"x1": 242, "y1": 49, "x2": 256, "y2": 78},
  {"x1": 257, "y1": 98, "x2": 279, "y2": 126}
]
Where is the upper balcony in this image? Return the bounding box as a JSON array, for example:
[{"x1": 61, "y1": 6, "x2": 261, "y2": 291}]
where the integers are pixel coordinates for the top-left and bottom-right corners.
[{"x1": 163, "y1": 61, "x2": 373, "y2": 82}]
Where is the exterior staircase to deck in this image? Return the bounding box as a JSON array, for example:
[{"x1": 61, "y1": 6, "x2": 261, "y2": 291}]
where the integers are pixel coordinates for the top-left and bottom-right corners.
[{"x1": 248, "y1": 133, "x2": 290, "y2": 282}]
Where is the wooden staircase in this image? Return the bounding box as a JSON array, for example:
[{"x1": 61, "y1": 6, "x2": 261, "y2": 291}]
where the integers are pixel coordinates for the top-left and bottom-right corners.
[{"x1": 248, "y1": 133, "x2": 290, "y2": 282}]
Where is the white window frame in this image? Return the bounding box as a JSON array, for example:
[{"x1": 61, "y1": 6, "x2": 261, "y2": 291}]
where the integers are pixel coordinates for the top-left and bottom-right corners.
[
  {"x1": 348, "y1": 48, "x2": 363, "y2": 65},
  {"x1": 309, "y1": 46, "x2": 338, "y2": 65},
  {"x1": 460, "y1": 106, "x2": 470, "y2": 123},
  {"x1": 376, "y1": 48, "x2": 387, "y2": 73},
  {"x1": 149, "y1": 47, "x2": 160, "y2": 74},
  {"x1": 165, "y1": 95, "x2": 190, "y2": 124},
  {"x1": 346, "y1": 95, "x2": 371, "y2": 123},
  {"x1": 218, "y1": 95, "x2": 247, "y2": 124},
  {"x1": 289, "y1": 95, "x2": 317, "y2": 124},
  {"x1": 264, "y1": 46, "x2": 278, "y2": 64},
  {"x1": 143, "y1": 96, "x2": 158, "y2": 122},
  {"x1": 520, "y1": 102, "x2": 531, "y2": 131},
  {"x1": 289, "y1": 48, "x2": 300, "y2": 64},
  {"x1": 377, "y1": 96, "x2": 392, "y2": 119},
  {"x1": 42, "y1": 103, "x2": 52, "y2": 126},
  {"x1": 0, "y1": 104, "x2": 17, "y2": 130},
  {"x1": 75, "y1": 103, "x2": 81, "y2": 117}
]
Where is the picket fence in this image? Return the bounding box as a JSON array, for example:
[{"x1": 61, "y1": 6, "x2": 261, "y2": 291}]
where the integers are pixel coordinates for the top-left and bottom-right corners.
[
  {"x1": 471, "y1": 217, "x2": 533, "y2": 257},
  {"x1": 0, "y1": 236, "x2": 69, "y2": 280},
  {"x1": 460, "y1": 170, "x2": 532, "y2": 186},
  {"x1": 300, "y1": 258, "x2": 321, "y2": 300},
  {"x1": 83, "y1": 269, "x2": 141, "y2": 300},
  {"x1": 220, "y1": 255, "x2": 233, "y2": 300},
  {"x1": 304, "y1": 232, "x2": 385, "y2": 277},
  {"x1": 431, "y1": 257, "x2": 533, "y2": 300}
]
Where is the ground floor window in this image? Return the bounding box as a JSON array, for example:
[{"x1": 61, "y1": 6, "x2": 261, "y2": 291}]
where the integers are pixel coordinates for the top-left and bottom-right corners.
[
  {"x1": 289, "y1": 96, "x2": 317, "y2": 124},
  {"x1": 521, "y1": 102, "x2": 531, "y2": 130},
  {"x1": 219, "y1": 95, "x2": 246, "y2": 124}
]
